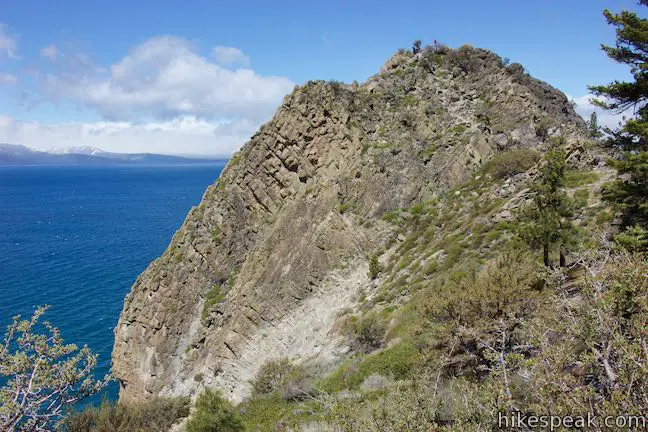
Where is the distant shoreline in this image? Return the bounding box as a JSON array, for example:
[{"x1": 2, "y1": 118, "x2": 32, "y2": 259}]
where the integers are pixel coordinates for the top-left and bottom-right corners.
[{"x1": 0, "y1": 161, "x2": 228, "y2": 168}]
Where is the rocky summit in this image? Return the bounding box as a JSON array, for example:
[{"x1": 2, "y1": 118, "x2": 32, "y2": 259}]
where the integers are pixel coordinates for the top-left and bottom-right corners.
[{"x1": 112, "y1": 45, "x2": 589, "y2": 404}]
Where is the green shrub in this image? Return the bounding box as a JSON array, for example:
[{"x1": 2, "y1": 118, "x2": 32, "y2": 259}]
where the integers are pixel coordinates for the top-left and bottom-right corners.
[
  {"x1": 238, "y1": 394, "x2": 320, "y2": 431},
  {"x1": 202, "y1": 285, "x2": 225, "y2": 321},
  {"x1": 64, "y1": 397, "x2": 190, "y2": 432},
  {"x1": 320, "y1": 343, "x2": 419, "y2": 393},
  {"x1": 424, "y1": 248, "x2": 541, "y2": 328},
  {"x1": 381, "y1": 211, "x2": 399, "y2": 223},
  {"x1": 185, "y1": 389, "x2": 243, "y2": 432},
  {"x1": 563, "y1": 170, "x2": 600, "y2": 187},
  {"x1": 614, "y1": 225, "x2": 648, "y2": 252},
  {"x1": 344, "y1": 312, "x2": 386, "y2": 353},
  {"x1": 250, "y1": 358, "x2": 312, "y2": 400},
  {"x1": 483, "y1": 149, "x2": 540, "y2": 179},
  {"x1": 368, "y1": 254, "x2": 382, "y2": 280}
]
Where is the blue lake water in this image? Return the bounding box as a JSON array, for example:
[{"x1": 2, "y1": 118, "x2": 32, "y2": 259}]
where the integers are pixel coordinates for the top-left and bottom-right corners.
[{"x1": 0, "y1": 164, "x2": 224, "y2": 404}]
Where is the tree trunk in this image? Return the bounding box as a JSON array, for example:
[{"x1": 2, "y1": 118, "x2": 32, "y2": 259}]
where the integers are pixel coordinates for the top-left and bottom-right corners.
[
  {"x1": 543, "y1": 236, "x2": 550, "y2": 267},
  {"x1": 559, "y1": 246, "x2": 566, "y2": 267}
]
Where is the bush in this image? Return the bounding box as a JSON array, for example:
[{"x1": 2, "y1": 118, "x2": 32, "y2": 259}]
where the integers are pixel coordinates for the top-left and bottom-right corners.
[
  {"x1": 185, "y1": 389, "x2": 244, "y2": 432},
  {"x1": 250, "y1": 358, "x2": 312, "y2": 400},
  {"x1": 524, "y1": 250, "x2": 648, "y2": 420},
  {"x1": 424, "y1": 248, "x2": 541, "y2": 328},
  {"x1": 237, "y1": 394, "x2": 319, "y2": 431},
  {"x1": 615, "y1": 225, "x2": 648, "y2": 252},
  {"x1": 483, "y1": 149, "x2": 540, "y2": 179},
  {"x1": 368, "y1": 254, "x2": 382, "y2": 279},
  {"x1": 346, "y1": 313, "x2": 386, "y2": 353},
  {"x1": 64, "y1": 397, "x2": 190, "y2": 432},
  {"x1": 320, "y1": 343, "x2": 419, "y2": 393}
]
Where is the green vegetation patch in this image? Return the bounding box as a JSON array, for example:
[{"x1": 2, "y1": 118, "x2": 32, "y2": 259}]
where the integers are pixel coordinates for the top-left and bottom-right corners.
[
  {"x1": 564, "y1": 170, "x2": 600, "y2": 187},
  {"x1": 319, "y1": 343, "x2": 419, "y2": 393},
  {"x1": 483, "y1": 148, "x2": 540, "y2": 179},
  {"x1": 64, "y1": 397, "x2": 190, "y2": 432},
  {"x1": 202, "y1": 285, "x2": 225, "y2": 321},
  {"x1": 186, "y1": 389, "x2": 244, "y2": 432},
  {"x1": 238, "y1": 394, "x2": 320, "y2": 431}
]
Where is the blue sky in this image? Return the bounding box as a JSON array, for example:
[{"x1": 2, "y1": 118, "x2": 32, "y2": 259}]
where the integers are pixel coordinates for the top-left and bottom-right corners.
[{"x1": 0, "y1": 0, "x2": 641, "y2": 155}]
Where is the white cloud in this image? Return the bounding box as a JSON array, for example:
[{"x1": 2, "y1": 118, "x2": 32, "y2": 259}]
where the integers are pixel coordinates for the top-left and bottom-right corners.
[
  {"x1": 0, "y1": 115, "x2": 259, "y2": 156},
  {"x1": 2, "y1": 35, "x2": 292, "y2": 155},
  {"x1": 211, "y1": 46, "x2": 250, "y2": 67},
  {"x1": 39, "y1": 36, "x2": 294, "y2": 121},
  {"x1": 0, "y1": 72, "x2": 17, "y2": 85},
  {"x1": 40, "y1": 44, "x2": 58, "y2": 61},
  {"x1": 0, "y1": 23, "x2": 18, "y2": 59},
  {"x1": 570, "y1": 93, "x2": 628, "y2": 131}
]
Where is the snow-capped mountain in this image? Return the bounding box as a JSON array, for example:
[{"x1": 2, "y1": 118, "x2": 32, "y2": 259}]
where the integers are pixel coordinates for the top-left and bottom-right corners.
[
  {"x1": 0, "y1": 144, "x2": 226, "y2": 166},
  {"x1": 46, "y1": 146, "x2": 108, "y2": 156}
]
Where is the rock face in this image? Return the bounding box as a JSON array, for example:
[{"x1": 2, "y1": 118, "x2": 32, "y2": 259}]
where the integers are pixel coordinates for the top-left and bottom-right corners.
[{"x1": 112, "y1": 46, "x2": 586, "y2": 402}]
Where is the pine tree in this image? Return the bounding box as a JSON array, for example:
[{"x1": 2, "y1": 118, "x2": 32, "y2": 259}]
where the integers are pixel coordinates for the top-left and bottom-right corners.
[
  {"x1": 588, "y1": 112, "x2": 602, "y2": 138},
  {"x1": 368, "y1": 254, "x2": 382, "y2": 279},
  {"x1": 520, "y1": 142, "x2": 578, "y2": 267},
  {"x1": 589, "y1": 3, "x2": 648, "y2": 238}
]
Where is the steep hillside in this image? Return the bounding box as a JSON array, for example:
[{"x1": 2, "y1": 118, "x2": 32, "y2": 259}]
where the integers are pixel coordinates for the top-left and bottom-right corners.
[{"x1": 112, "y1": 45, "x2": 589, "y2": 405}]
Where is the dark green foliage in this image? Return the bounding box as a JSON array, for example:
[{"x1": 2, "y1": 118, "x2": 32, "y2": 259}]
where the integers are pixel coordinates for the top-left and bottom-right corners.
[
  {"x1": 185, "y1": 389, "x2": 244, "y2": 432},
  {"x1": 615, "y1": 224, "x2": 648, "y2": 251},
  {"x1": 588, "y1": 112, "x2": 603, "y2": 138},
  {"x1": 483, "y1": 148, "x2": 540, "y2": 179},
  {"x1": 590, "y1": 3, "x2": 648, "y2": 243},
  {"x1": 368, "y1": 254, "x2": 382, "y2": 279},
  {"x1": 603, "y1": 152, "x2": 648, "y2": 230},
  {"x1": 64, "y1": 397, "x2": 190, "y2": 432},
  {"x1": 518, "y1": 144, "x2": 580, "y2": 266}
]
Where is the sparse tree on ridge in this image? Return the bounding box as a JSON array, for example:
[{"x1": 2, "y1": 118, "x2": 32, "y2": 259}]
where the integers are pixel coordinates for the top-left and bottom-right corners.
[{"x1": 412, "y1": 40, "x2": 422, "y2": 54}]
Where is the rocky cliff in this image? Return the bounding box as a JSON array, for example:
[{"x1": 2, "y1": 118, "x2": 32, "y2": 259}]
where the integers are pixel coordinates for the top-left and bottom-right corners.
[{"x1": 112, "y1": 45, "x2": 587, "y2": 403}]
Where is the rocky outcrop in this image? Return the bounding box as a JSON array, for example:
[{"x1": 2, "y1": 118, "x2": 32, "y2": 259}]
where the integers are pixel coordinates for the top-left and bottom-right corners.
[{"x1": 112, "y1": 45, "x2": 587, "y2": 402}]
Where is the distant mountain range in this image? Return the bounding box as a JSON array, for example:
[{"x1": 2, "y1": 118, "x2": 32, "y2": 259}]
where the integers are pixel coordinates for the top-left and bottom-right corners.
[{"x1": 0, "y1": 144, "x2": 227, "y2": 166}]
